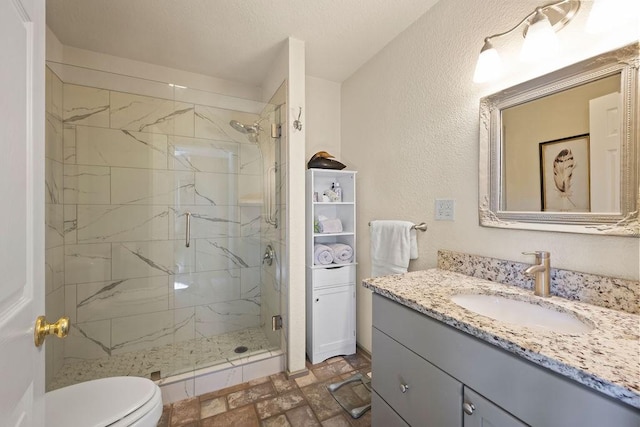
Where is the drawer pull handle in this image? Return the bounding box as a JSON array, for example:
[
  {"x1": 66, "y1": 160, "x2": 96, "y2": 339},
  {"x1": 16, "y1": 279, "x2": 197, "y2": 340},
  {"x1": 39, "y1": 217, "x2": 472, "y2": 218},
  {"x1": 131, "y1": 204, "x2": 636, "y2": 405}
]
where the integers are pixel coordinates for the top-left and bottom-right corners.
[
  {"x1": 399, "y1": 383, "x2": 410, "y2": 393},
  {"x1": 463, "y1": 402, "x2": 475, "y2": 415},
  {"x1": 315, "y1": 298, "x2": 319, "y2": 302}
]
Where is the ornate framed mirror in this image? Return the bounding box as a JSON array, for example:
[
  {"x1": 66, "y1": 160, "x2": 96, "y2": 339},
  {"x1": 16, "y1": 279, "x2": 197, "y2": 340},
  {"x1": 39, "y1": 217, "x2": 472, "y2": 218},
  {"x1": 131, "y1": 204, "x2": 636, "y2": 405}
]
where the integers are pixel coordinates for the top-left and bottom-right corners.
[{"x1": 479, "y1": 43, "x2": 639, "y2": 236}]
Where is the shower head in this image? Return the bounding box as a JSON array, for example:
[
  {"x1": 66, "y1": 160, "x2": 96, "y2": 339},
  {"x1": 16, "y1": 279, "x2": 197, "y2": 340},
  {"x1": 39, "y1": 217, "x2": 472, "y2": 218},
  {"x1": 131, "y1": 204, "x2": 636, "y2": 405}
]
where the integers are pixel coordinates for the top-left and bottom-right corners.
[{"x1": 229, "y1": 120, "x2": 260, "y2": 134}]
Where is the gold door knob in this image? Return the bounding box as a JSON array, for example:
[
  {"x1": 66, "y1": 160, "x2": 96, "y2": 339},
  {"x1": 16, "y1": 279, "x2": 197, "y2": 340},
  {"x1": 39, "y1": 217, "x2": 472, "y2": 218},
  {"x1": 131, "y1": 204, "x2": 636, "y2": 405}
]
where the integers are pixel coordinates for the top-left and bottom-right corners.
[{"x1": 34, "y1": 315, "x2": 69, "y2": 347}]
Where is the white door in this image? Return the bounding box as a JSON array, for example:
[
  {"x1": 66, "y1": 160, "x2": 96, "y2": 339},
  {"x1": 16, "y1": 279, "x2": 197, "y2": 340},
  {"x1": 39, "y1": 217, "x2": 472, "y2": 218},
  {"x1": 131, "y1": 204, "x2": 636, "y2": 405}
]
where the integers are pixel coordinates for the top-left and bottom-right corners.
[
  {"x1": 589, "y1": 92, "x2": 622, "y2": 213},
  {"x1": 0, "y1": 0, "x2": 46, "y2": 426}
]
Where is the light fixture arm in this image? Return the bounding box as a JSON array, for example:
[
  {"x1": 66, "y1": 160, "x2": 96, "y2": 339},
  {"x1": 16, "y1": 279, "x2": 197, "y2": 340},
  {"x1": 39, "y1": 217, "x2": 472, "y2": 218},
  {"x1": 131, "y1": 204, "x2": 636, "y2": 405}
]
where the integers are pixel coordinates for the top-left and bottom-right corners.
[
  {"x1": 483, "y1": 0, "x2": 578, "y2": 44},
  {"x1": 484, "y1": 9, "x2": 541, "y2": 43}
]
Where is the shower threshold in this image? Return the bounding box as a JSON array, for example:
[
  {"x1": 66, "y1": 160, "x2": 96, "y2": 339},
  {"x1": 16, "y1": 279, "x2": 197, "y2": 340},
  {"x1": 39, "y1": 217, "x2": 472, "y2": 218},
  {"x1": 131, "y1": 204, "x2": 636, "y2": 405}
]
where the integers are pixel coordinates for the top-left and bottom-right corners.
[{"x1": 48, "y1": 327, "x2": 277, "y2": 391}]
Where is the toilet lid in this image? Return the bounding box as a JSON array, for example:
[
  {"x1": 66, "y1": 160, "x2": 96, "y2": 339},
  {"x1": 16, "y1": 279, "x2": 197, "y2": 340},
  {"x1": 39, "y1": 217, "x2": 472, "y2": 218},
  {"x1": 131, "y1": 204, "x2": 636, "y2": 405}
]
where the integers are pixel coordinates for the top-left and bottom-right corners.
[{"x1": 46, "y1": 377, "x2": 158, "y2": 427}]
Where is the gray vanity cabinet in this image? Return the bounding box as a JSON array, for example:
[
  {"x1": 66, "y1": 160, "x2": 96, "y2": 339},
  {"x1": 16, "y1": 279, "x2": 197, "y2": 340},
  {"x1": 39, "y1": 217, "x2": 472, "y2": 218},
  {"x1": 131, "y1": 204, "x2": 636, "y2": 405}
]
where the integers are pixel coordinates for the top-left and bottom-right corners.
[{"x1": 371, "y1": 294, "x2": 640, "y2": 427}]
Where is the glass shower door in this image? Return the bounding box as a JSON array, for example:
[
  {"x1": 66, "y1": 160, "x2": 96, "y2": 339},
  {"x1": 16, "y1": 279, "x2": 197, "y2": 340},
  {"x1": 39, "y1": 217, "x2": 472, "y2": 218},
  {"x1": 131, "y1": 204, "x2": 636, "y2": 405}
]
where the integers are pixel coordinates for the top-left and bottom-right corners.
[
  {"x1": 164, "y1": 84, "x2": 285, "y2": 376},
  {"x1": 45, "y1": 61, "x2": 284, "y2": 389}
]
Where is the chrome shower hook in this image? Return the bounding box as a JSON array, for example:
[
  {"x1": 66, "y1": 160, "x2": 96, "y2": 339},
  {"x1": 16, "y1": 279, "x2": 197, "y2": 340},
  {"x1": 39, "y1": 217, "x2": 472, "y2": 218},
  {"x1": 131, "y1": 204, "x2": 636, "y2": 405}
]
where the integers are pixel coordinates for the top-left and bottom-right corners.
[{"x1": 293, "y1": 107, "x2": 303, "y2": 131}]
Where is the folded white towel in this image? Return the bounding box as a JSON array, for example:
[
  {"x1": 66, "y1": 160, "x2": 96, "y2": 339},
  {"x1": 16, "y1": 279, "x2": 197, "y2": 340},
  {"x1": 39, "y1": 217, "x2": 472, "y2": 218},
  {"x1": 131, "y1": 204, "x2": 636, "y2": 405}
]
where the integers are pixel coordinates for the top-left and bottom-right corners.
[
  {"x1": 327, "y1": 243, "x2": 353, "y2": 264},
  {"x1": 314, "y1": 244, "x2": 334, "y2": 265},
  {"x1": 318, "y1": 218, "x2": 343, "y2": 233},
  {"x1": 370, "y1": 220, "x2": 415, "y2": 277}
]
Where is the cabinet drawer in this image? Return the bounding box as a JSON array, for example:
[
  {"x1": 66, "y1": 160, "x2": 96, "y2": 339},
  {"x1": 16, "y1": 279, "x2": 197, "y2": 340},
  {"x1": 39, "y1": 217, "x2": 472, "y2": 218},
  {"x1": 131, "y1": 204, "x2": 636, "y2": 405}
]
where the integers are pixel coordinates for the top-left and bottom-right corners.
[
  {"x1": 312, "y1": 265, "x2": 355, "y2": 288},
  {"x1": 372, "y1": 328, "x2": 462, "y2": 427},
  {"x1": 463, "y1": 387, "x2": 529, "y2": 427},
  {"x1": 372, "y1": 391, "x2": 409, "y2": 427}
]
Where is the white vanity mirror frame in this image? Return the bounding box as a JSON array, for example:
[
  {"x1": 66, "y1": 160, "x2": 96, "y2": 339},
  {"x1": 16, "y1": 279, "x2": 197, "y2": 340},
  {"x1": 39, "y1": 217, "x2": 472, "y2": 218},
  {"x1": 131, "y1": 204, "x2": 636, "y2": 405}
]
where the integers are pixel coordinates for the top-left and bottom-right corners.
[{"x1": 479, "y1": 43, "x2": 639, "y2": 236}]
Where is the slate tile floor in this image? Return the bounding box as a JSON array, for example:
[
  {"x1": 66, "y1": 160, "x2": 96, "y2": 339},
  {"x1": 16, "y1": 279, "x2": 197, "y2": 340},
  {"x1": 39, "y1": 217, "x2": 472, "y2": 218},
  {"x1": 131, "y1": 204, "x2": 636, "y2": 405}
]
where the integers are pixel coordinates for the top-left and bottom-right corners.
[{"x1": 158, "y1": 349, "x2": 372, "y2": 427}]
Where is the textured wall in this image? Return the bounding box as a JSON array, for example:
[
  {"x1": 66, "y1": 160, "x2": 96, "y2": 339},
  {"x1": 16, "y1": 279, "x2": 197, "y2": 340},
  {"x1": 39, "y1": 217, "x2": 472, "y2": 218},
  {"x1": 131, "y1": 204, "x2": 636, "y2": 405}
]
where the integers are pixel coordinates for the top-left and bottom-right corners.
[
  {"x1": 341, "y1": 0, "x2": 640, "y2": 351},
  {"x1": 305, "y1": 76, "x2": 342, "y2": 163}
]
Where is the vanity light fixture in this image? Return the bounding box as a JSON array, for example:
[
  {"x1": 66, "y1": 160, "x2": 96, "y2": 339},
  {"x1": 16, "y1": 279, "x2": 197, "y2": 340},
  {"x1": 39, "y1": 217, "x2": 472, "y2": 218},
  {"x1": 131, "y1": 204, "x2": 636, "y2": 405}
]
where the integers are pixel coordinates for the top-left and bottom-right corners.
[{"x1": 473, "y1": 0, "x2": 580, "y2": 83}]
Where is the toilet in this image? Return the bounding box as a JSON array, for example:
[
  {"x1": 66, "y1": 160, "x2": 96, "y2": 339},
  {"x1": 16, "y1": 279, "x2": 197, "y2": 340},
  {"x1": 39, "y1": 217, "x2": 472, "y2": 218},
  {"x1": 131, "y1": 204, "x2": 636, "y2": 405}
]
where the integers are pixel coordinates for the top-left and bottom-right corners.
[{"x1": 46, "y1": 376, "x2": 163, "y2": 427}]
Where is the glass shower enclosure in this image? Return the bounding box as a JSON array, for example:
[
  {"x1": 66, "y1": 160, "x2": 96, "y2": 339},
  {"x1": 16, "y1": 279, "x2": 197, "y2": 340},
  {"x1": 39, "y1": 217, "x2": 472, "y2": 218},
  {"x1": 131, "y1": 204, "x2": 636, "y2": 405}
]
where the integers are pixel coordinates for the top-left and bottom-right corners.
[{"x1": 44, "y1": 62, "x2": 285, "y2": 390}]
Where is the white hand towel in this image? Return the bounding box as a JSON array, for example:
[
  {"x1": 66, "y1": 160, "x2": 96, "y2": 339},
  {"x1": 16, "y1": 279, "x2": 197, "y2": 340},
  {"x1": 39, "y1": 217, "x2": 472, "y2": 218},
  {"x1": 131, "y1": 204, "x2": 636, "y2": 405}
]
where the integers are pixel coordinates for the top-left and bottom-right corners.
[
  {"x1": 314, "y1": 244, "x2": 334, "y2": 265},
  {"x1": 410, "y1": 228, "x2": 418, "y2": 260},
  {"x1": 327, "y1": 243, "x2": 353, "y2": 264},
  {"x1": 370, "y1": 220, "x2": 414, "y2": 277},
  {"x1": 318, "y1": 218, "x2": 343, "y2": 233}
]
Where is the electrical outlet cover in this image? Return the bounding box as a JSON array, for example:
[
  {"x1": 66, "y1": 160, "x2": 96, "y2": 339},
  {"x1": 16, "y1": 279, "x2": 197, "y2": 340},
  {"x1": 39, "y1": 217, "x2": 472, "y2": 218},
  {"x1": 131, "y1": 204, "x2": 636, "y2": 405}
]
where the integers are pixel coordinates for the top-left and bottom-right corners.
[{"x1": 435, "y1": 199, "x2": 455, "y2": 221}]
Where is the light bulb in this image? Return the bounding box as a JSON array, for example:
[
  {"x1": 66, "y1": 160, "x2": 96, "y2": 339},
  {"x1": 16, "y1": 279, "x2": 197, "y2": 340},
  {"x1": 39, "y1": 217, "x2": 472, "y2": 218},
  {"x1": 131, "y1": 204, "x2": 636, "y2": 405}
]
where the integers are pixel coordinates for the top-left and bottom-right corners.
[
  {"x1": 473, "y1": 40, "x2": 504, "y2": 83},
  {"x1": 520, "y1": 9, "x2": 559, "y2": 62}
]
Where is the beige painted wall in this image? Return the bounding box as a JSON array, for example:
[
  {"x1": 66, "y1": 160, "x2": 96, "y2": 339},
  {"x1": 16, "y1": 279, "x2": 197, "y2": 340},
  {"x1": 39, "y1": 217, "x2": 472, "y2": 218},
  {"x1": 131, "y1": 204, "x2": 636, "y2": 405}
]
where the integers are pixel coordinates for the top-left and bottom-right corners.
[
  {"x1": 341, "y1": 0, "x2": 640, "y2": 352},
  {"x1": 305, "y1": 76, "x2": 342, "y2": 163},
  {"x1": 284, "y1": 38, "x2": 307, "y2": 375},
  {"x1": 503, "y1": 75, "x2": 620, "y2": 211}
]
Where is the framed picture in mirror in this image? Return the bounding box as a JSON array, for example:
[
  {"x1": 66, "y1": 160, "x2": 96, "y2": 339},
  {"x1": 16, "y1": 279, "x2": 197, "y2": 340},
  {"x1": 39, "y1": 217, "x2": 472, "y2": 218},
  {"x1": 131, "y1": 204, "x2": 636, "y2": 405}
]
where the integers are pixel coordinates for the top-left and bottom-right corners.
[{"x1": 539, "y1": 134, "x2": 590, "y2": 212}]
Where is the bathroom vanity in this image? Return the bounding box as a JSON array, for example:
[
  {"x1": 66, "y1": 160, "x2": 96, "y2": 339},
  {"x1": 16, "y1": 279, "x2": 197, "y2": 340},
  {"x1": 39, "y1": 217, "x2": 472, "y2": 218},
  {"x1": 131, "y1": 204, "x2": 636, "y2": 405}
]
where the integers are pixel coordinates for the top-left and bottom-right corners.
[{"x1": 364, "y1": 267, "x2": 640, "y2": 426}]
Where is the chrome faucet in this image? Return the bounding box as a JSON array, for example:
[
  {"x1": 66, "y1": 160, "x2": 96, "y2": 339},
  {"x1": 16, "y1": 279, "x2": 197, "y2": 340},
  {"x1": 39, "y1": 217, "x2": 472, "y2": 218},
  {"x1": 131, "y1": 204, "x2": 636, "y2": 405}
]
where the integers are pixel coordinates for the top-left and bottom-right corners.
[{"x1": 523, "y1": 251, "x2": 551, "y2": 297}]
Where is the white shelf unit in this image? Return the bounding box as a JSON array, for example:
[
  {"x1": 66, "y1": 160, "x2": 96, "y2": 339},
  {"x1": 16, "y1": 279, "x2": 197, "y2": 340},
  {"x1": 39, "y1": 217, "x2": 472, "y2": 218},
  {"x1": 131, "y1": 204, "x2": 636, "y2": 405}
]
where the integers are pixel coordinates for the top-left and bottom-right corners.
[{"x1": 305, "y1": 169, "x2": 357, "y2": 364}]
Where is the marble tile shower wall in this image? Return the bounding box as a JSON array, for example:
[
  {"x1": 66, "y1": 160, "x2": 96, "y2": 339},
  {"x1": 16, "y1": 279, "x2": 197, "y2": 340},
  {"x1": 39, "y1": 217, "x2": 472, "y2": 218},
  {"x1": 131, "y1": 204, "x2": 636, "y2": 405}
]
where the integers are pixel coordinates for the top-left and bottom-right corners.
[
  {"x1": 45, "y1": 68, "x2": 66, "y2": 385},
  {"x1": 50, "y1": 73, "x2": 267, "y2": 366}
]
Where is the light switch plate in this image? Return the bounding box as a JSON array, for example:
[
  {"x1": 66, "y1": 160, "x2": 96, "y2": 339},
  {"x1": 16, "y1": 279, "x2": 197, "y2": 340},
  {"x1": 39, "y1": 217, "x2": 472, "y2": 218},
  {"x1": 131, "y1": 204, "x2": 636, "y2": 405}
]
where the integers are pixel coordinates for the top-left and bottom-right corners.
[{"x1": 435, "y1": 199, "x2": 455, "y2": 221}]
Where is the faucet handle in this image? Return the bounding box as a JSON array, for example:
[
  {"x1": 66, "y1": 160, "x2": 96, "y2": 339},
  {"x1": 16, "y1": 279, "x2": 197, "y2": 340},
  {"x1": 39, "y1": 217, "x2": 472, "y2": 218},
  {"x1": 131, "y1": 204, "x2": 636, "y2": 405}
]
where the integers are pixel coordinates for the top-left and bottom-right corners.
[{"x1": 522, "y1": 251, "x2": 550, "y2": 259}]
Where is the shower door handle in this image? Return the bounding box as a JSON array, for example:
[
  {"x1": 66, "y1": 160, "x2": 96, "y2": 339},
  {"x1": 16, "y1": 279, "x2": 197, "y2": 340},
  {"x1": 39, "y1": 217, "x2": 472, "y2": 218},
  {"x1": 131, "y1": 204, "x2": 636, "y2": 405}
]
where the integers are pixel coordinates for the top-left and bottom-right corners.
[
  {"x1": 185, "y1": 211, "x2": 191, "y2": 247},
  {"x1": 266, "y1": 165, "x2": 278, "y2": 228}
]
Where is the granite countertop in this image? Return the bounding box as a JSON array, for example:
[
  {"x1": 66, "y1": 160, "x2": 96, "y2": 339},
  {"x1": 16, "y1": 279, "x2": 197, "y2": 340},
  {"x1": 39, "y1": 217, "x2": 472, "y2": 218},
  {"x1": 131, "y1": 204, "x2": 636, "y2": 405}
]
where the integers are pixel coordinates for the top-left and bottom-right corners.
[{"x1": 362, "y1": 268, "x2": 640, "y2": 409}]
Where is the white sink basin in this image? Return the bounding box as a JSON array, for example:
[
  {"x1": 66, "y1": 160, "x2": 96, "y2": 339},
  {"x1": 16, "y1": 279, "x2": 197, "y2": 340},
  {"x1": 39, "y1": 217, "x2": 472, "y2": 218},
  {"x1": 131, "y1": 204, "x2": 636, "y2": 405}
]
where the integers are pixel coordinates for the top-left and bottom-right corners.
[{"x1": 451, "y1": 294, "x2": 593, "y2": 334}]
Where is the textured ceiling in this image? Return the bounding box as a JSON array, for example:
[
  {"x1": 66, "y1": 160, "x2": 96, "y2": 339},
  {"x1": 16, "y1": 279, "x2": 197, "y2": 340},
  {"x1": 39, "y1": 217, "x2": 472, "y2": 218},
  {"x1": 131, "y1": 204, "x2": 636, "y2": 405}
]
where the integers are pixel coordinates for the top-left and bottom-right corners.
[{"x1": 46, "y1": 0, "x2": 440, "y2": 85}]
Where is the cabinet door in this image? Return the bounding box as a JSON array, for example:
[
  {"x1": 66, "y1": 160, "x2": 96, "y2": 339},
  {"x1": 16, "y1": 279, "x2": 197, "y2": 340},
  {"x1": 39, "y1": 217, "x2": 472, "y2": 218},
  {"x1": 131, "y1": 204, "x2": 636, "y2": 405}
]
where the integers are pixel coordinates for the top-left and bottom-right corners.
[
  {"x1": 313, "y1": 285, "x2": 355, "y2": 356},
  {"x1": 372, "y1": 328, "x2": 462, "y2": 427},
  {"x1": 463, "y1": 387, "x2": 529, "y2": 427}
]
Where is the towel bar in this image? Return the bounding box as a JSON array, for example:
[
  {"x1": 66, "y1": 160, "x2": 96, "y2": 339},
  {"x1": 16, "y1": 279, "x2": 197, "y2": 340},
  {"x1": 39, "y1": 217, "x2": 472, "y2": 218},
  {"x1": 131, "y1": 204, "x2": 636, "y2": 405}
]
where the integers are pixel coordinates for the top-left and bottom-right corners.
[{"x1": 368, "y1": 221, "x2": 427, "y2": 232}]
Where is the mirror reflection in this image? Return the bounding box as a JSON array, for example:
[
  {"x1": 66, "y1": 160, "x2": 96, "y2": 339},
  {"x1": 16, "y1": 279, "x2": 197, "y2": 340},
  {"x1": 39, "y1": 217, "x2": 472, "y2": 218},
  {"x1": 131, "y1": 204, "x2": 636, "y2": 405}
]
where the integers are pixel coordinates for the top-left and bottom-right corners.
[
  {"x1": 502, "y1": 73, "x2": 621, "y2": 213},
  {"x1": 479, "y1": 43, "x2": 638, "y2": 236}
]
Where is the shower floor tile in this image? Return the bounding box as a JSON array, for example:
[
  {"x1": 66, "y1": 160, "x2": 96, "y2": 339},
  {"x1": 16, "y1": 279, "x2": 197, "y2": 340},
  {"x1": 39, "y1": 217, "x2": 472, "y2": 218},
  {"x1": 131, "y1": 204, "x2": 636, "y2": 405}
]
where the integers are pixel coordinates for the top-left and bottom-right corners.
[{"x1": 48, "y1": 327, "x2": 275, "y2": 391}]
